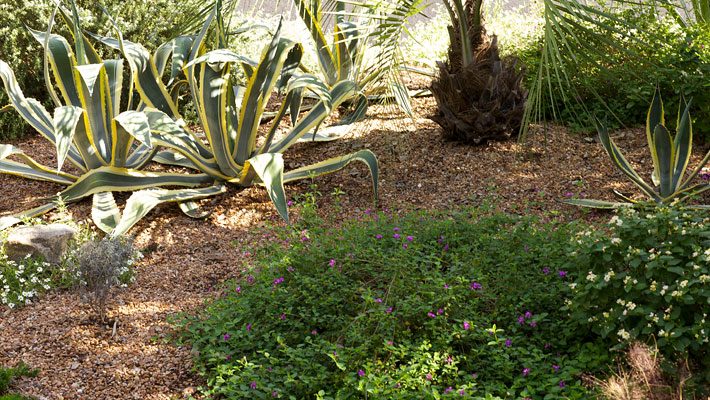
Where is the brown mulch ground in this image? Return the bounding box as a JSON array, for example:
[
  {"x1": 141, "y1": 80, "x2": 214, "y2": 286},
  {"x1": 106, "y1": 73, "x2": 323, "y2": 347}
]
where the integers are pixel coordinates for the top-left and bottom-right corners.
[{"x1": 1, "y1": 96, "x2": 709, "y2": 399}]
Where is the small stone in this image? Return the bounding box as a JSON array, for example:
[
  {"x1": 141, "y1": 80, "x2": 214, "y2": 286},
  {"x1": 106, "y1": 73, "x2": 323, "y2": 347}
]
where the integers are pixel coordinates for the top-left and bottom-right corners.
[{"x1": 4, "y1": 224, "x2": 77, "y2": 264}]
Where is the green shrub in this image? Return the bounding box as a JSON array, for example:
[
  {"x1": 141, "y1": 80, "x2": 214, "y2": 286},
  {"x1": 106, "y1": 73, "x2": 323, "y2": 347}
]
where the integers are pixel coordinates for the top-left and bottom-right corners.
[
  {"x1": 565, "y1": 206, "x2": 710, "y2": 383},
  {"x1": 517, "y1": 9, "x2": 710, "y2": 136},
  {"x1": 0, "y1": 0, "x2": 204, "y2": 141},
  {"x1": 0, "y1": 362, "x2": 38, "y2": 396},
  {"x1": 174, "y1": 208, "x2": 610, "y2": 399}
]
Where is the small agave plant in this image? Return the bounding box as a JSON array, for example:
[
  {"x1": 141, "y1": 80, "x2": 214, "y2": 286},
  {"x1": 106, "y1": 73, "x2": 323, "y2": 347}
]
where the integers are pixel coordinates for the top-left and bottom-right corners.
[{"x1": 564, "y1": 89, "x2": 710, "y2": 209}]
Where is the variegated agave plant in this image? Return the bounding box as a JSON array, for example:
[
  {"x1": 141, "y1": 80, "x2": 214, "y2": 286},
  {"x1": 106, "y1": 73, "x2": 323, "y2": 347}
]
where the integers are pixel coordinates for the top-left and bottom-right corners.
[
  {"x1": 294, "y1": 0, "x2": 368, "y2": 126},
  {"x1": 92, "y1": 1, "x2": 379, "y2": 224},
  {"x1": 0, "y1": 1, "x2": 223, "y2": 236},
  {"x1": 564, "y1": 89, "x2": 710, "y2": 209},
  {"x1": 0, "y1": 0, "x2": 378, "y2": 236}
]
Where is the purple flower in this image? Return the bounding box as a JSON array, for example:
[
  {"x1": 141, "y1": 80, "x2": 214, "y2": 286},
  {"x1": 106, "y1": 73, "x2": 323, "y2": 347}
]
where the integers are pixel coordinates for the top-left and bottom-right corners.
[
  {"x1": 287, "y1": 266, "x2": 295, "y2": 272},
  {"x1": 427, "y1": 311, "x2": 437, "y2": 318},
  {"x1": 246, "y1": 323, "x2": 252, "y2": 332},
  {"x1": 387, "y1": 340, "x2": 394, "y2": 346},
  {"x1": 311, "y1": 329, "x2": 318, "y2": 335},
  {"x1": 301, "y1": 236, "x2": 309, "y2": 242},
  {"x1": 406, "y1": 235, "x2": 414, "y2": 242},
  {"x1": 250, "y1": 381, "x2": 257, "y2": 390},
  {"x1": 518, "y1": 316, "x2": 525, "y2": 324},
  {"x1": 375, "y1": 234, "x2": 383, "y2": 239},
  {"x1": 246, "y1": 275, "x2": 255, "y2": 284},
  {"x1": 444, "y1": 387, "x2": 453, "y2": 394},
  {"x1": 505, "y1": 338, "x2": 512, "y2": 347},
  {"x1": 559, "y1": 380, "x2": 566, "y2": 388},
  {"x1": 272, "y1": 390, "x2": 279, "y2": 397},
  {"x1": 364, "y1": 209, "x2": 372, "y2": 215},
  {"x1": 273, "y1": 277, "x2": 285, "y2": 286},
  {"x1": 287, "y1": 200, "x2": 294, "y2": 206},
  {"x1": 393, "y1": 227, "x2": 400, "y2": 232},
  {"x1": 700, "y1": 171, "x2": 710, "y2": 181},
  {"x1": 223, "y1": 333, "x2": 231, "y2": 341},
  {"x1": 553, "y1": 364, "x2": 560, "y2": 372},
  {"x1": 280, "y1": 313, "x2": 286, "y2": 320},
  {"x1": 425, "y1": 373, "x2": 433, "y2": 381},
  {"x1": 522, "y1": 368, "x2": 531, "y2": 377},
  {"x1": 358, "y1": 369, "x2": 365, "y2": 377},
  {"x1": 386, "y1": 306, "x2": 393, "y2": 314},
  {"x1": 530, "y1": 321, "x2": 538, "y2": 328},
  {"x1": 542, "y1": 267, "x2": 550, "y2": 275},
  {"x1": 393, "y1": 233, "x2": 401, "y2": 239},
  {"x1": 235, "y1": 286, "x2": 242, "y2": 294},
  {"x1": 375, "y1": 298, "x2": 383, "y2": 303},
  {"x1": 225, "y1": 354, "x2": 231, "y2": 360},
  {"x1": 402, "y1": 243, "x2": 408, "y2": 249},
  {"x1": 437, "y1": 308, "x2": 444, "y2": 315},
  {"x1": 446, "y1": 356, "x2": 453, "y2": 364},
  {"x1": 329, "y1": 259, "x2": 336, "y2": 267},
  {"x1": 558, "y1": 270, "x2": 567, "y2": 278},
  {"x1": 443, "y1": 244, "x2": 449, "y2": 252},
  {"x1": 470, "y1": 282, "x2": 483, "y2": 290},
  {"x1": 564, "y1": 191, "x2": 574, "y2": 197},
  {"x1": 459, "y1": 389, "x2": 465, "y2": 396},
  {"x1": 524, "y1": 311, "x2": 533, "y2": 319},
  {"x1": 443, "y1": 283, "x2": 450, "y2": 289},
  {"x1": 463, "y1": 321, "x2": 471, "y2": 330},
  {"x1": 438, "y1": 236, "x2": 445, "y2": 244}
]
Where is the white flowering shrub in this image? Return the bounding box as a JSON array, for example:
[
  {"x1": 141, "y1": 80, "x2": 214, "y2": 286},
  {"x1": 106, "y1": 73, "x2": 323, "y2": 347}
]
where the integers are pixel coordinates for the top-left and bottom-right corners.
[
  {"x1": 565, "y1": 205, "x2": 710, "y2": 371},
  {"x1": 0, "y1": 255, "x2": 53, "y2": 309}
]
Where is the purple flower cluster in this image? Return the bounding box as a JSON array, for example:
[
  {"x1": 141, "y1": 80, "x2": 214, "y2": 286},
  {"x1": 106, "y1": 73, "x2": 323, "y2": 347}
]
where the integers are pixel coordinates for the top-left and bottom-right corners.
[
  {"x1": 470, "y1": 281, "x2": 483, "y2": 290},
  {"x1": 517, "y1": 311, "x2": 538, "y2": 327}
]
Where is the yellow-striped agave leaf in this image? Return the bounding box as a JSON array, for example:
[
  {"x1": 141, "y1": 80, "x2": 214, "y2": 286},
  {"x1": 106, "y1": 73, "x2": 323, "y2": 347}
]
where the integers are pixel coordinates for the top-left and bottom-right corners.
[
  {"x1": 282, "y1": 149, "x2": 379, "y2": 203},
  {"x1": 110, "y1": 184, "x2": 226, "y2": 237},
  {"x1": 0, "y1": 144, "x2": 77, "y2": 185},
  {"x1": 246, "y1": 153, "x2": 288, "y2": 223},
  {"x1": 52, "y1": 105, "x2": 84, "y2": 171},
  {"x1": 92, "y1": 192, "x2": 121, "y2": 233}
]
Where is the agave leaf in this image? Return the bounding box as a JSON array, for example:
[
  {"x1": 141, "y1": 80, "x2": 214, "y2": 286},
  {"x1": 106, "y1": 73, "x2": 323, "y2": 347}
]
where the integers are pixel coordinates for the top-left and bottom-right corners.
[
  {"x1": 680, "y1": 148, "x2": 710, "y2": 191},
  {"x1": 92, "y1": 192, "x2": 121, "y2": 233},
  {"x1": 0, "y1": 61, "x2": 56, "y2": 140},
  {"x1": 60, "y1": 166, "x2": 214, "y2": 204},
  {"x1": 111, "y1": 184, "x2": 226, "y2": 237},
  {"x1": 647, "y1": 88, "x2": 664, "y2": 186},
  {"x1": 270, "y1": 80, "x2": 359, "y2": 153},
  {"x1": 597, "y1": 123, "x2": 660, "y2": 201},
  {"x1": 561, "y1": 198, "x2": 629, "y2": 209},
  {"x1": 654, "y1": 124, "x2": 674, "y2": 198},
  {"x1": 283, "y1": 150, "x2": 379, "y2": 203},
  {"x1": 672, "y1": 99, "x2": 693, "y2": 189},
  {"x1": 115, "y1": 111, "x2": 152, "y2": 148},
  {"x1": 246, "y1": 153, "x2": 288, "y2": 223},
  {"x1": 294, "y1": 0, "x2": 337, "y2": 85},
  {"x1": 52, "y1": 105, "x2": 84, "y2": 171},
  {"x1": 178, "y1": 200, "x2": 213, "y2": 219},
  {"x1": 0, "y1": 203, "x2": 60, "y2": 232},
  {"x1": 235, "y1": 22, "x2": 301, "y2": 165},
  {"x1": 0, "y1": 144, "x2": 77, "y2": 185}
]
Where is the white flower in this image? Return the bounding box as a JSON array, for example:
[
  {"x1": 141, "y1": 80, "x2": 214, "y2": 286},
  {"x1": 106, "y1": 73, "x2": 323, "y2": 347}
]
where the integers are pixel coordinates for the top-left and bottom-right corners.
[
  {"x1": 679, "y1": 280, "x2": 688, "y2": 288},
  {"x1": 609, "y1": 216, "x2": 623, "y2": 226},
  {"x1": 617, "y1": 329, "x2": 631, "y2": 340},
  {"x1": 611, "y1": 237, "x2": 622, "y2": 245},
  {"x1": 587, "y1": 272, "x2": 597, "y2": 282}
]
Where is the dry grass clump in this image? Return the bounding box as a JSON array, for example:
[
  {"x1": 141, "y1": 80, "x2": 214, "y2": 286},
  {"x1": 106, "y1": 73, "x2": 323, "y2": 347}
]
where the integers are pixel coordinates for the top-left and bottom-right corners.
[{"x1": 597, "y1": 342, "x2": 698, "y2": 400}]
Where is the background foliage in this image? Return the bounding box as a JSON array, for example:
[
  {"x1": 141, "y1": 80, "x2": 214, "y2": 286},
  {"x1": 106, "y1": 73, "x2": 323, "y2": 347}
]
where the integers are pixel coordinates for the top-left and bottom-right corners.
[{"x1": 0, "y1": 0, "x2": 204, "y2": 140}]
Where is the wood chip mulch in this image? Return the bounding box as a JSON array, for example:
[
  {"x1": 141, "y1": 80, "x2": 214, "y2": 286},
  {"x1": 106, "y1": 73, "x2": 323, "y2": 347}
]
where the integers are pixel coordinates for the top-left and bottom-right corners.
[{"x1": 1, "y1": 96, "x2": 709, "y2": 399}]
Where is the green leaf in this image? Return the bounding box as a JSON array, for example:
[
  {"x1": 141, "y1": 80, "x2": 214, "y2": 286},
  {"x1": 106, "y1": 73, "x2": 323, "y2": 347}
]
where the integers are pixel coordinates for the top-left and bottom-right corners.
[
  {"x1": 561, "y1": 198, "x2": 629, "y2": 209},
  {"x1": 672, "y1": 100, "x2": 693, "y2": 189},
  {"x1": 247, "y1": 153, "x2": 288, "y2": 223},
  {"x1": 111, "y1": 184, "x2": 226, "y2": 236},
  {"x1": 115, "y1": 111, "x2": 152, "y2": 148},
  {"x1": 92, "y1": 192, "x2": 121, "y2": 233},
  {"x1": 52, "y1": 106, "x2": 84, "y2": 171},
  {"x1": 654, "y1": 124, "x2": 674, "y2": 198}
]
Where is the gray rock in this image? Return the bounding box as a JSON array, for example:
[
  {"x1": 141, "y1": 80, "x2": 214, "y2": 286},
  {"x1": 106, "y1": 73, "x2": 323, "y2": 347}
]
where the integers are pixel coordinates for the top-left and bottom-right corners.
[{"x1": 4, "y1": 224, "x2": 77, "y2": 264}]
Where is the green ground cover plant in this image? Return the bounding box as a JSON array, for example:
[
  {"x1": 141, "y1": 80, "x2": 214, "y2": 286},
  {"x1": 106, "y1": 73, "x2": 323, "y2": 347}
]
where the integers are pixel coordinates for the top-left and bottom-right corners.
[
  {"x1": 0, "y1": 362, "x2": 38, "y2": 399},
  {"x1": 174, "y1": 207, "x2": 612, "y2": 399}
]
